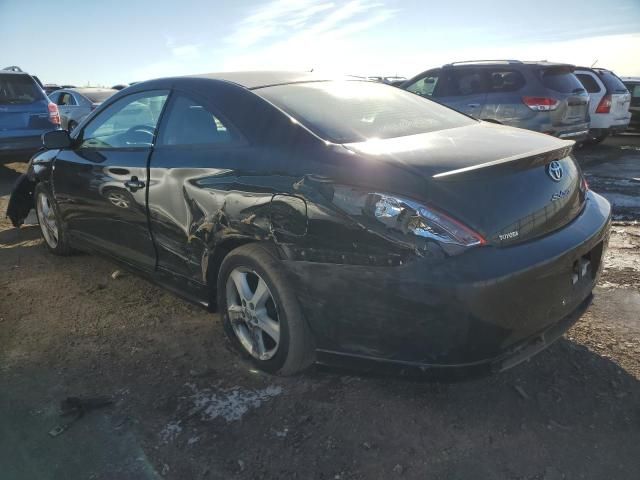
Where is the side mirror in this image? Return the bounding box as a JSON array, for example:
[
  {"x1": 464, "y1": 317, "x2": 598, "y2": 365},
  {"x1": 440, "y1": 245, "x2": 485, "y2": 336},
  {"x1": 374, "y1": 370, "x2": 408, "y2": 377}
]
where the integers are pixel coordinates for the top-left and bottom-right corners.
[{"x1": 42, "y1": 130, "x2": 72, "y2": 149}]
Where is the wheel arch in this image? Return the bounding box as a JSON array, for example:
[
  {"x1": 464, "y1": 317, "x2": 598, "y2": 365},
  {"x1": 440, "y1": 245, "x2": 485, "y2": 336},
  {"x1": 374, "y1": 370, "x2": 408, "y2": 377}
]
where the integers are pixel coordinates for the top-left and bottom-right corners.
[{"x1": 205, "y1": 238, "x2": 282, "y2": 311}]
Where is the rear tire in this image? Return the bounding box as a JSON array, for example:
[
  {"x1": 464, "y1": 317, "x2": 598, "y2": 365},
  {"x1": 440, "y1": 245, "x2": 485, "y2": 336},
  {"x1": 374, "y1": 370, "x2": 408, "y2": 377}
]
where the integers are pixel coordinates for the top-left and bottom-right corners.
[
  {"x1": 34, "y1": 184, "x2": 73, "y2": 256},
  {"x1": 217, "y1": 243, "x2": 315, "y2": 375}
]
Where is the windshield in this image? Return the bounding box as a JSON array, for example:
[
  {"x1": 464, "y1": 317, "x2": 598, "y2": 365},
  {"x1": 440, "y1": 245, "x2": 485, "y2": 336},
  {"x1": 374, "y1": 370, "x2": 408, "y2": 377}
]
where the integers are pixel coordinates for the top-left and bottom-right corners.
[
  {"x1": 257, "y1": 81, "x2": 475, "y2": 143},
  {"x1": 83, "y1": 90, "x2": 117, "y2": 103},
  {"x1": 540, "y1": 67, "x2": 585, "y2": 94},
  {"x1": 0, "y1": 74, "x2": 44, "y2": 105}
]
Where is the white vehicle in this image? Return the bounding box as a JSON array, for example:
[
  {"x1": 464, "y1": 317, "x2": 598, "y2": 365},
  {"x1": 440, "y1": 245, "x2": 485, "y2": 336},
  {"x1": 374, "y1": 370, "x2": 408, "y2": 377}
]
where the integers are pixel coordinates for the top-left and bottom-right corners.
[{"x1": 575, "y1": 67, "x2": 631, "y2": 143}]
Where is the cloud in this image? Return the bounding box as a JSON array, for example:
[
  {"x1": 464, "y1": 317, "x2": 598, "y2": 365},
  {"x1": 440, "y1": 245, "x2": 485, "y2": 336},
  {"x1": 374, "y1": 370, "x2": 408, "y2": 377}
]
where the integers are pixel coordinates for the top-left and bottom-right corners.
[
  {"x1": 222, "y1": 0, "x2": 397, "y2": 71},
  {"x1": 226, "y1": 0, "x2": 335, "y2": 48}
]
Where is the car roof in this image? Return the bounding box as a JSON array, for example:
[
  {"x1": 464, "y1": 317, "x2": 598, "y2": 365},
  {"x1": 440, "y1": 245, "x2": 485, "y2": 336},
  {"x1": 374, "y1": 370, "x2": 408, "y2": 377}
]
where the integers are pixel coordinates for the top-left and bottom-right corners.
[
  {"x1": 442, "y1": 60, "x2": 574, "y2": 68},
  {"x1": 188, "y1": 71, "x2": 341, "y2": 90},
  {"x1": 0, "y1": 70, "x2": 33, "y2": 77},
  {"x1": 622, "y1": 76, "x2": 640, "y2": 82},
  {"x1": 65, "y1": 87, "x2": 117, "y2": 94}
]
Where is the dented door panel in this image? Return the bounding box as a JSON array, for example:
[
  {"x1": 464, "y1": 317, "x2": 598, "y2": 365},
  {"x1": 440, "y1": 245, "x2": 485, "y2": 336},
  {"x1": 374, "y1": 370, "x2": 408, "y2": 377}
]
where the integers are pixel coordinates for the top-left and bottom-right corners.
[{"x1": 147, "y1": 145, "x2": 298, "y2": 285}]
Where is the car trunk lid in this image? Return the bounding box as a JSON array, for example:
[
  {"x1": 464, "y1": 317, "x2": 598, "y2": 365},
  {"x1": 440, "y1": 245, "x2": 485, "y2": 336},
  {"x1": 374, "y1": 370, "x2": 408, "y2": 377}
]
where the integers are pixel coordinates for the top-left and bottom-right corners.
[
  {"x1": 0, "y1": 100, "x2": 52, "y2": 130},
  {"x1": 0, "y1": 73, "x2": 51, "y2": 131},
  {"x1": 538, "y1": 66, "x2": 590, "y2": 126},
  {"x1": 344, "y1": 123, "x2": 586, "y2": 247},
  {"x1": 610, "y1": 92, "x2": 632, "y2": 120}
]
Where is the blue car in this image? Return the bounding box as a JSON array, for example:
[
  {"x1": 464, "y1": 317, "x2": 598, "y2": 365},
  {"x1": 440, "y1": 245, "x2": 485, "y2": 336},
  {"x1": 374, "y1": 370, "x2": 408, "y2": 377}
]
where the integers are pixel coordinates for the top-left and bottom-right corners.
[{"x1": 0, "y1": 66, "x2": 61, "y2": 162}]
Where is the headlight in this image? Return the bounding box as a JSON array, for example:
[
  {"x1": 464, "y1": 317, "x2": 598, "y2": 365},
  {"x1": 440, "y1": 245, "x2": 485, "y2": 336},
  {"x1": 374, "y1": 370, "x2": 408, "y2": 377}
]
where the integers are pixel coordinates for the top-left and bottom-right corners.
[{"x1": 333, "y1": 187, "x2": 485, "y2": 248}]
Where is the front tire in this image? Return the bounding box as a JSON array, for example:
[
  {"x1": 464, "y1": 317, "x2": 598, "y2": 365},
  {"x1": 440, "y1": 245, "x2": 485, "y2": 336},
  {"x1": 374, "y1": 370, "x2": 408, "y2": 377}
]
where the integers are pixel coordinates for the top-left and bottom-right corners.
[
  {"x1": 217, "y1": 243, "x2": 314, "y2": 375},
  {"x1": 34, "y1": 184, "x2": 72, "y2": 255}
]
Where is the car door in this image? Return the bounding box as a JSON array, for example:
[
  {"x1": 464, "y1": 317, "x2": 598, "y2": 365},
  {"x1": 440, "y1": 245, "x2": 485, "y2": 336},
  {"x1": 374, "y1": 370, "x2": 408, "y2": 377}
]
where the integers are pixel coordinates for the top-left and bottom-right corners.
[
  {"x1": 435, "y1": 68, "x2": 488, "y2": 118},
  {"x1": 68, "y1": 93, "x2": 93, "y2": 126},
  {"x1": 56, "y1": 91, "x2": 78, "y2": 129},
  {"x1": 479, "y1": 67, "x2": 528, "y2": 125},
  {"x1": 147, "y1": 90, "x2": 261, "y2": 290},
  {"x1": 52, "y1": 89, "x2": 169, "y2": 271},
  {"x1": 48, "y1": 91, "x2": 60, "y2": 105}
]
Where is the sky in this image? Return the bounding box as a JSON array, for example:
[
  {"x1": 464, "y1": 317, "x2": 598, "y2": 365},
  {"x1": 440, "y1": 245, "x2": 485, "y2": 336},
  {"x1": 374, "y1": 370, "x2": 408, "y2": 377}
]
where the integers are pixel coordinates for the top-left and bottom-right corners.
[{"x1": 1, "y1": 0, "x2": 639, "y2": 86}]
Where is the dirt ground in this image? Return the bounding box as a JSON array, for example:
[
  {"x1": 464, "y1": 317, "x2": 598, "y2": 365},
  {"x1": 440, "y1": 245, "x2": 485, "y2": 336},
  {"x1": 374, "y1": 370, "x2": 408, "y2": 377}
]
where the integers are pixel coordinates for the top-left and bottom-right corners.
[{"x1": 1, "y1": 136, "x2": 639, "y2": 480}]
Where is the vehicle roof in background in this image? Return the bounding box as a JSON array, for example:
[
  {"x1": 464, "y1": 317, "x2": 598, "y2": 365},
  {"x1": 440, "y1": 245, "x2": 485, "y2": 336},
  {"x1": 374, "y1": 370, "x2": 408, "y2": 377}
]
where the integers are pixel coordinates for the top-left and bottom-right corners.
[
  {"x1": 68, "y1": 87, "x2": 117, "y2": 95},
  {"x1": 576, "y1": 67, "x2": 628, "y2": 93},
  {"x1": 442, "y1": 60, "x2": 575, "y2": 69},
  {"x1": 55, "y1": 87, "x2": 118, "y2": 103}
]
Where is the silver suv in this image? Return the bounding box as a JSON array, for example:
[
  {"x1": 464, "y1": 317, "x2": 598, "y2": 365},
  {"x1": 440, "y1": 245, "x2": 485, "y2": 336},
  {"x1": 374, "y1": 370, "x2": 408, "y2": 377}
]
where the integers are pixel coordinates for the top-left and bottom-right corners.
[{"x1": 401, "y1": 60, "x2": 590, "y2": 142}]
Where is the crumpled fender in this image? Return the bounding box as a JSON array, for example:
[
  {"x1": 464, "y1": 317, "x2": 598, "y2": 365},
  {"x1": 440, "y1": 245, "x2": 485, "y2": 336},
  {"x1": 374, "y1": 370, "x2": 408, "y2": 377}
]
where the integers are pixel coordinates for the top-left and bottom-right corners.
[
  {"x1": 5, "y1": 150, "x2": 56, "y2": 228},
  {"x1": 6, "y1": 173, "x2": 36, "y2": 228}
]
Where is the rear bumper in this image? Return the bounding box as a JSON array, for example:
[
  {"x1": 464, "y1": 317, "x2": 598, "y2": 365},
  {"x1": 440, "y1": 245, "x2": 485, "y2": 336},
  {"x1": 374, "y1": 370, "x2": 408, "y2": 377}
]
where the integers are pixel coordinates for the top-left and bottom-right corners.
[
  {"x1": 316, "y1": 293, "x2": 592, "y2": 377},
  {"x1": 589, "y1": 123, "x2": 630, "y2": 137},
  {"x1": 553, "y1": 124, "x2": 590, "y2": 142},
  {"x1": 281, "y1": 191, "x2": 611, "y2": 371}
]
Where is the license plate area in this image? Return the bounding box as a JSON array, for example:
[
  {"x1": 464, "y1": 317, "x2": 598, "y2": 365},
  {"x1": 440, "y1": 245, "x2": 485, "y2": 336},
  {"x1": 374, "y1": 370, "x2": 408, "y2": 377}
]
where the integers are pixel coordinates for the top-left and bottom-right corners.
[{"x1": 571, "y1": 241, "x2": 603, "y2": 285}]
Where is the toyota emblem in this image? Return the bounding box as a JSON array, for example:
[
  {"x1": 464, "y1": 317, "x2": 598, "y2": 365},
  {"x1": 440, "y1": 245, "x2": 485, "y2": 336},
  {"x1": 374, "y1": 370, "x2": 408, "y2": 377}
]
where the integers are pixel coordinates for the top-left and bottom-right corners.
[{"x1": 547, "y1": 161, "x2": 563, "y2": 182}]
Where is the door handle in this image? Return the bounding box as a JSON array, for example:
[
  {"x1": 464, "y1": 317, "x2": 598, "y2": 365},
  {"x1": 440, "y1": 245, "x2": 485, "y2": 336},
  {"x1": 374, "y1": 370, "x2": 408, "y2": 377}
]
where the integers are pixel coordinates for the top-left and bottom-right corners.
[
  {"x1": 124, "y1": 176, "x2": 145, "y2": 192},
  {"x1": 467, "y1": 103, "x2": 480, "y2": 108}
]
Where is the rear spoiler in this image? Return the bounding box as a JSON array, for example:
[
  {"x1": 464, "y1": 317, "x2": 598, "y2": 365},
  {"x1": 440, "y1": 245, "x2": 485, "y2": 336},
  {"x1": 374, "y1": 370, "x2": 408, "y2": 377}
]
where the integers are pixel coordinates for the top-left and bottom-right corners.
[{"x1": 432, "y1": 143, "x2": 574, "y2": 179}]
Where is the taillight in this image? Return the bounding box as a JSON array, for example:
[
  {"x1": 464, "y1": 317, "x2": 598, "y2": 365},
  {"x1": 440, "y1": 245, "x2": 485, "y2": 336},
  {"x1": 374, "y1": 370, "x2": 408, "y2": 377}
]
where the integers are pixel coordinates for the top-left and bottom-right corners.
[
  {"x1": 581, "y1": 177, "x2": 589, "y2": 191},
  {"x1": 47, "y1": 103, "x2": 61, "y2": 126},
  {"x1": 595, "y1": 95, "x2": 612, "y2": 114},
  {"x1": 522, "y1": 96, "x2": 559, "y2": 111}
]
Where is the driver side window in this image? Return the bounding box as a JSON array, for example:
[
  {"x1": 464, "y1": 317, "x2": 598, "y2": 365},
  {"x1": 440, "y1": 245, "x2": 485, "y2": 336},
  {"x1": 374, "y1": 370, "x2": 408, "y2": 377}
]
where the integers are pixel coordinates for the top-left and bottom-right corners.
[
  {"x1": 79, "y1": 90, "x2": 168, "y2": 149},
  {"x1": 406, "y1": 71, "x2": 440, "y2": 97}
]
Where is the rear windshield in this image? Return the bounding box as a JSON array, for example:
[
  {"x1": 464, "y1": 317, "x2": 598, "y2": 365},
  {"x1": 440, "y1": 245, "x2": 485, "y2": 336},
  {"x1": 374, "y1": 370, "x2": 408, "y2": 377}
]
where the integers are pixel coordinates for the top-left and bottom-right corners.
[
  {"x1": 596, "y1": 71, "x2": 628, "y2": 94},
  {"x1": 256, "y1": 81, "x2": 476, "y2": 143},
  {"x1": 0, "y1": 74, "x2": 44, "y2": 105},
  {"x1": 539, "y1": 67, "x2": 585, "y2": 94},
  {"x1": 83, "y1": 90, "x2": 116, "y2": 103}
]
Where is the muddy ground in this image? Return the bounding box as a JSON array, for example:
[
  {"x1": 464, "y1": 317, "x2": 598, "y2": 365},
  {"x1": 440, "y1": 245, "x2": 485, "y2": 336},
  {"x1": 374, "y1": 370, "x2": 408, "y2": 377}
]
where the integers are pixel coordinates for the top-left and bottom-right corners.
[{"x1": 1, "y1": 136, "x2": 639, "y2": 480}]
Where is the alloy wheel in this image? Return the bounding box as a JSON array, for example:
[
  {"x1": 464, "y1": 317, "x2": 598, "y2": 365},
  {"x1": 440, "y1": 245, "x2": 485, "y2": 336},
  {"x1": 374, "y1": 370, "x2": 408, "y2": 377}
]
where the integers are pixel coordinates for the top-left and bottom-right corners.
[
  {"x1": 36, "y1": 192, "x2": 59, "y2": 249},
  {"x1": 226, "y1": 267, "x2": 280, "y2": 361}
]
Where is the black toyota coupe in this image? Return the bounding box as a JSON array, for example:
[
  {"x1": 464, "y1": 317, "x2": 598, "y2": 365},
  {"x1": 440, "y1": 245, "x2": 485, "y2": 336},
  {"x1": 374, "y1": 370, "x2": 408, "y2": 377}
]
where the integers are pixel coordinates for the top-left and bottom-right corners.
[{"x1": 7, "y1": 72, "x2": 611, "y2": 375}]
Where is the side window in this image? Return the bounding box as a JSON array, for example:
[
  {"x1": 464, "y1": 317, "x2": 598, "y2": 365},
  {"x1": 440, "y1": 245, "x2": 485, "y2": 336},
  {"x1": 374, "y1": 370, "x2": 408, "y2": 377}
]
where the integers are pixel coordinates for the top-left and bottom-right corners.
[
  {"x1": 486, "y1": 69, "x2": 526, "y2": 93},
  {"x1": 157, "y1": 93, "x2": 235, "y2": 146},
  {"x1": 79, "y1": 90, "x2": 168, "y2": 149},
  {"x1": 48, "y1": 92, "x2": 60, "y2": 104},
  {"x1": 446, "y1": 69, "x2": 487, "y2": 96},
  {"x1": 58, "y1": 93, "x2": 77, "y2": 106},
  {"x1": 576, "y1": 73, "x2": 602, "y2": 93},
  {"x1": 405, "y1": 71, "x2": 439, "y2": 97}
]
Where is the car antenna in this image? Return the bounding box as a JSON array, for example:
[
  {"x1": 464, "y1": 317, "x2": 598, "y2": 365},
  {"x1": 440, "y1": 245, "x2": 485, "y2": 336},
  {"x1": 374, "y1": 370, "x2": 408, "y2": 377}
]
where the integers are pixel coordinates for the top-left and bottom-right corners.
[{"x1": 591, "y1": 59, "x2": 598, "y2": 68}]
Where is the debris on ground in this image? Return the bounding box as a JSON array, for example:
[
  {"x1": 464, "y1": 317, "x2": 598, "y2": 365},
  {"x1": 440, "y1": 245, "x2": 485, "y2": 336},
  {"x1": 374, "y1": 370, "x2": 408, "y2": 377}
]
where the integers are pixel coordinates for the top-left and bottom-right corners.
[
  {"x1": 111, "y1": 270, "x2": 125, "y2": 280},
  {"x1": 48, "y1": 396, "x2": 113, "y2": 437}
]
